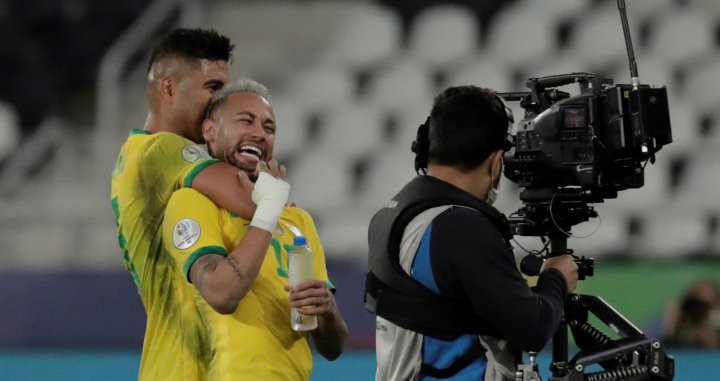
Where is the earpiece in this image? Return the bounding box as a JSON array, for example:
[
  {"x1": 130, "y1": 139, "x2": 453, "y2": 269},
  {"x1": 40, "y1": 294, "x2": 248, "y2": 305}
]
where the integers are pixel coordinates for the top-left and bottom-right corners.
[
  {"x1": 493, "y1": 93, "x2": 515, "y2": 151},
  {"x1": 411, "y1": 116, "x2": 431, "y2": 174}
]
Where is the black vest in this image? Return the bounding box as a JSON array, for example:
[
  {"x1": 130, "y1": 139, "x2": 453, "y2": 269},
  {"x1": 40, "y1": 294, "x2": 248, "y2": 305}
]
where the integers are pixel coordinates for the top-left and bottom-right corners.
[{"x1": 365, "y1": 175, "x2": 513, "y2": 340}]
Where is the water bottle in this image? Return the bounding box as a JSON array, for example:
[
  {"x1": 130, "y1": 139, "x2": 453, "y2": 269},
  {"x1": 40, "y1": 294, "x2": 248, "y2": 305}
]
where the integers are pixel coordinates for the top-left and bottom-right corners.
[{"x1": 288, "y1": 235, "x2": 318, "y2": 331}]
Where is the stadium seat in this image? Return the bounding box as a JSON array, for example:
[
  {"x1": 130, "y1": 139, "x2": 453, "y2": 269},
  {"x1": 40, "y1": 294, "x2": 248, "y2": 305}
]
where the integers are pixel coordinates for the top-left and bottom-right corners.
[
  {"x1": 316, "y1": 100, "x2": 385, "y2": 159},
  {"x1": 683, "y1": 56, "x2": 720, "y2": 112},
  {"x1": 645, "y1": 8, "x2": 716, "y2": 68},
  {"x1": 320, "y1": 1, "x2": 401, "y2": 71},
  {"x1": 358, "y1": 147, "x2": 416, "y2": 210},
  {"x1": 570, "y1": 3, "x2": 643, "y2": 73},
  {"x1": 514, "y1": 0, "x2": 586, "y2": 21},
  {"x1": 284, "y1": 63, "x2": 355, "y2": 112},
  {"x1": 676, "y1": 151, "x2": 720, "y2": 206},
  {"x1": 445, "y1": 56, "x2": 514, "y2": 93},
  {"x1": 483, "y1": 0, "x2": 563, "y2": 70},
  {"x1": 271, "y1": 95, "x2": 311, "y2": 160},
  {"x1": 0, "y1": 101, "x2": 19, "y2": 162},
  {"x1": 364, "y1": 57, "x2": 435, "y2": 115},
  {"x1": 288, "y1": 149, "x2": 354, "y2": 213},
  {"x1": 407, "y1": 4, "x2": 479, "y2": 69},
  {"x1": 623, "y1": 0, "x2": 675, "y2": 24},
  {"x1": 389, "y1": 101, "x2": 435, "y2": 154},
  {"x1": 1, "y1": 223, "x2": 72, "y2": 270},
  {"x1": 315, "y1": 205, "x2": 377, "y2": 260},
  {"x1": 641, "y1": 209, "x2": 705, "y2": 257},
  {"x1": 662, "y1": 99, "x2": 702, "y2": 154},
  {"x1": 693, "y1": 0, "x2": 720, "y2": 17}
]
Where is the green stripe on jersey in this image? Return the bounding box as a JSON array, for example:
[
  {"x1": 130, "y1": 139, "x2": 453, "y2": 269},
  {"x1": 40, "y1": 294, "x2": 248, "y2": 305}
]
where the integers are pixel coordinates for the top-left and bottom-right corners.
[
  {"x1": 183, "y1": 160, "x2": 220, "y2": 188},
  {"x1": 184, "y1": 245, "x2": 229, "y2": 282}
]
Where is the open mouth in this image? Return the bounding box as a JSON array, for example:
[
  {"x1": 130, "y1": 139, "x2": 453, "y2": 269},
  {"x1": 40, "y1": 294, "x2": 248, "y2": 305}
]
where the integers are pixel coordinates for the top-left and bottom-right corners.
[{"x1": 237, "y1": 144, "x2": 263, "y2": 160}]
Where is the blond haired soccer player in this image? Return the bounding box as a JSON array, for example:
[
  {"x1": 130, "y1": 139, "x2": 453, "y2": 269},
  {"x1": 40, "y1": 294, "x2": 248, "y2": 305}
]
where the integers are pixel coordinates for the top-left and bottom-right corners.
[
  {"x1": 161, "y1": 79, "x2": 348, "y2": 380},
  {"x1": 110, "y1": 29, "x2": 274, "y2": 380}
]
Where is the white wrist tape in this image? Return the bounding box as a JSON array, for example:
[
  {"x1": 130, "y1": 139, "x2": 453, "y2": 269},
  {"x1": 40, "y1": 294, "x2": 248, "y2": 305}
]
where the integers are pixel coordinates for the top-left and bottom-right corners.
[{"x1": 250, "y1": 171, "x2": 291, "y2": 232}]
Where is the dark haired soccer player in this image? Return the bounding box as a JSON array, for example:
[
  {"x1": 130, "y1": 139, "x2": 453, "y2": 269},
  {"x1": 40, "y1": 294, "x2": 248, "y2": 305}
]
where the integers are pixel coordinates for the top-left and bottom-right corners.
[
  {"x1": 368, "y1": 86, "x2": 579, "y2": 380},
  {"x1": 110, "y1": 28, "x2": 272, "y2": 380}
]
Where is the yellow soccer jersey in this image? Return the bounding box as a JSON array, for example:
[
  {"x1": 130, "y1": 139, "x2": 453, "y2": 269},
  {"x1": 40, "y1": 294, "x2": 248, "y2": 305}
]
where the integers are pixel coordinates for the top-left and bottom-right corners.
[
  {"x1": 162, "y1": 188, "x2": 333, "y2": 381},
  {"x1": 110, "y1": 129, "x2": 219, "y2": 381}
]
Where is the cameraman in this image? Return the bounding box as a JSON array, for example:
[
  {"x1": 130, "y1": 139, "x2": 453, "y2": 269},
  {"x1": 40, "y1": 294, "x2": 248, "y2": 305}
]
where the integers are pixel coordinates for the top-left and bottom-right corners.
[{"x1": 367, "y1": 86, "x2": 579, "y2": 380}]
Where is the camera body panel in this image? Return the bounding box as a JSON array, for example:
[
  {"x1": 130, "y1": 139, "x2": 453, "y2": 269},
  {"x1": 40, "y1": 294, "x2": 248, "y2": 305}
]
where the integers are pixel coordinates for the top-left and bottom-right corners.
[{"x1": 502, "y1": 73, "x2": 672, "y2": 204}]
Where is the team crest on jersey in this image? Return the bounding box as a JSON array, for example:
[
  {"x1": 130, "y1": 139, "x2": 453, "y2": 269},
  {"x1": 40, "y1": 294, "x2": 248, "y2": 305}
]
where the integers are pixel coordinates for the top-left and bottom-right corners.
[
  {"x1": 181, "y1": 144, "x2": 211, "y2": 162},
  {"x1": 173, "y1": 218, "x2": 201, "y2": 250}
]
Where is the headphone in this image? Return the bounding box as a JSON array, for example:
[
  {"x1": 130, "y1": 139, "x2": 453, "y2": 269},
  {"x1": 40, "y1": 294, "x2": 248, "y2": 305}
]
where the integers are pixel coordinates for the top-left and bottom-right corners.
[{"x1": 411, "y1": 92, "x2": 515, "y2": 174}]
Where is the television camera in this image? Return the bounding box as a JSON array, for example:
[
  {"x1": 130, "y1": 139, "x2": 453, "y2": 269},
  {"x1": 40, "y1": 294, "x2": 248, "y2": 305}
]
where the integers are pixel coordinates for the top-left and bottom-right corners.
[{"x1": 501, "y1": 1, "x2": 675, "y2": 380}]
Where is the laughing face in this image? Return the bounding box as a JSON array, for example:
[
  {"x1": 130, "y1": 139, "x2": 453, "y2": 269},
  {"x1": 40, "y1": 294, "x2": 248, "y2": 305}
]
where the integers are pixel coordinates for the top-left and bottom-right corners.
[{"x1": 203, "y1": 91, "x2": 276, "y2": 178}]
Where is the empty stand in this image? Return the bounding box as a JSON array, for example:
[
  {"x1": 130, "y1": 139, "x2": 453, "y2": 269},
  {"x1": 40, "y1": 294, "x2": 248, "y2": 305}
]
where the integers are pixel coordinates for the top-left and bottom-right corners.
[
  {"x1": 320, "y1": 1, "x2": 402, "y2": 71},
  {"x1": 407, "y1": 4, "x2": 479, "y2": 69},
  {"x1": 646, "y1": 8, "x2": 716, "y2": 68}
]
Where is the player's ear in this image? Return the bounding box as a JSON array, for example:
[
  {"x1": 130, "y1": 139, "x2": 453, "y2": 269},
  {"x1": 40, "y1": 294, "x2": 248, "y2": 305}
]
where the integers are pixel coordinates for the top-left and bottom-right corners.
[
  {"x1": 202, "y1": 117, "x2": 215, "y2": 143},
  {"x1": 159, "y1": 76, "x2": 175, "y2": 104}
]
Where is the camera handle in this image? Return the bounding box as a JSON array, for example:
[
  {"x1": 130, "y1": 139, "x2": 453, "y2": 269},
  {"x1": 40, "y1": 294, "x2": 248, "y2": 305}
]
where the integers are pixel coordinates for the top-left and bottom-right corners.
[{"x1": 526, "y1": 73, "x2": 601, "y2": 109}]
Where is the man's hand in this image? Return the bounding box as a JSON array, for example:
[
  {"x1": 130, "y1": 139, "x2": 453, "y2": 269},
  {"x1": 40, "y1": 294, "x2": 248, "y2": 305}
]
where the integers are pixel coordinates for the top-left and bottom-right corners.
[
  {"x1": 257, "y1": 159, "x2": 288, "y2": 182},
  {"x1": 246, "y1": 159, "x2": 290, "y2": 233},
  {"x1": 285, "y1": 279, "x2": 347, "y2": 360},
  {"x1": 541, "y1": 254, "x2": 579, "y2": 292},
  {"x1": 284, "y1": 279, "x2": 337, "y2": 319},
  {"x1": 237, "y1": 159, "x2": 288, "y2": 186}
]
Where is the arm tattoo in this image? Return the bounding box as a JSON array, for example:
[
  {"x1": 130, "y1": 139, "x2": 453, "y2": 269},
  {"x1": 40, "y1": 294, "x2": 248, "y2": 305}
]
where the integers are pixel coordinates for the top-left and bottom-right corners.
[{"x1": 225, "y1": 255, "x2": 244, "y2": 281}]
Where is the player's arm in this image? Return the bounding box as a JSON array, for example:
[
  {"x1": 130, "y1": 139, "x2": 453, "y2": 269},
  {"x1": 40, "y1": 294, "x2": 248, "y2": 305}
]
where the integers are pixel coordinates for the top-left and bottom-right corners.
[
  {"x1": 191, "y1": 161, "x2": 289, "y2": 314},
  {"x1": 191, "y1": 161, "x2": 256, "y2": 220},
  {"x1": 190, "y1": 228, "x2": 272, "y2": 314},
  {"x1": 287, "y1": 280, "x2": 348, "y2": 360}
]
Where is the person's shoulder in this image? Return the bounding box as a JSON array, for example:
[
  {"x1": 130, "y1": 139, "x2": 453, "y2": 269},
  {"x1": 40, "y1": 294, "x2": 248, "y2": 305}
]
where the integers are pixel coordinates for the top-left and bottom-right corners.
[
  {"x1": 282, "y1": 206, "x2": 315, "y2": 223},
  {"x1": 434, "y1": 205, "x2": 494, "y2": 227},
  {"x1": 138, "y1": 133, "x2": 214, "y2": 172},
  {"x1": 168, "y1": 187, "x2": 215, "y2": 210},
  {"x1": 136, "y1": 131, "x2": 203, "y2": 156},
  {"x1": 431, "y1": 205, "x2": 508, "y2": 245}
]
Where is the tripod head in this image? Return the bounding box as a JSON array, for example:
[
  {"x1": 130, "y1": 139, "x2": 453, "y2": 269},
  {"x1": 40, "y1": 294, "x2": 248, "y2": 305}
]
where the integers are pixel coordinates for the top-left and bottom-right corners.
[{"x1": 508, "y1": 187, "x2": 596, "y2": 279}]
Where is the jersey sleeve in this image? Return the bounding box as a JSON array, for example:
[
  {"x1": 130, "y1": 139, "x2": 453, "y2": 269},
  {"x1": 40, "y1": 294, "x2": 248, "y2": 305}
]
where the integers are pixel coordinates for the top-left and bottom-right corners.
[
  {"x1": 163, "y1": 188, "x2": 228, "y2": 283},
  {"x1": 144, "y1": 132, "x2": 220, "y2": 191}
]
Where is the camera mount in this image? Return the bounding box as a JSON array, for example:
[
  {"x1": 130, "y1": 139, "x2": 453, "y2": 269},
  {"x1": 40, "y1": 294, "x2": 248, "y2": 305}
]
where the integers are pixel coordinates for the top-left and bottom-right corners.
[
  {"x1": 509, "y1": 190, "x2": 674, "y2": 381},
  {"x1": 506, "y1": 1, "x2": 675, "y2": 379}
]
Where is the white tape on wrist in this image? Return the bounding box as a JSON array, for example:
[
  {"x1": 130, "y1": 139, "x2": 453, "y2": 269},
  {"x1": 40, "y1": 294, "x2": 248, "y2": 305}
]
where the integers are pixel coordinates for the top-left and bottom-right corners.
[{"x1": 250, "y1": 171, "x2": 291, "y2": 232}]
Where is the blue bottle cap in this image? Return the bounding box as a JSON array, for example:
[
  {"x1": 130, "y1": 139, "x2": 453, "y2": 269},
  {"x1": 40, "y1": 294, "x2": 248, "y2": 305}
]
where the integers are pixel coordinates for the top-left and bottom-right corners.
[{"x1": 294, "y1": 236, "x2": 307, "y2": 246}]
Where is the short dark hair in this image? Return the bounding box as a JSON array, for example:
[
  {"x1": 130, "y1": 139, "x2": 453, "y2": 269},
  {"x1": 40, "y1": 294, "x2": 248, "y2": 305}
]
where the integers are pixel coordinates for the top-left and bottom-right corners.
[
  {"x1": 147, "y1": 28, "x2": 234, "y2": 73},
  {"x1": 428, "y1": 86, "x2": 509, "y2": 172}
]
